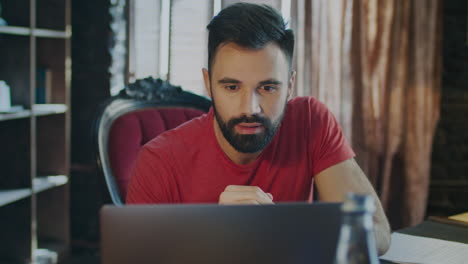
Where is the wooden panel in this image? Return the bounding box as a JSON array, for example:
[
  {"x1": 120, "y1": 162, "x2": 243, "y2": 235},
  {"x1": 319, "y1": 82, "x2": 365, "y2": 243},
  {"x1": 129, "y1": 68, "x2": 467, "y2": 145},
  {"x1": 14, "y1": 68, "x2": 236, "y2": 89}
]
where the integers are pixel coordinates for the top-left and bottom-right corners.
[
  {"x1": 36, "y1": 0, "x2": 66, "y2": 30},
  {"x1": 0, "y1": 199, "x2": 32, "y2": 263},
  {"x1": 0, "y1": 0, "x2": 31, "y2": 27},
  {"x1": 37, "y1": 38, "x2": 66, "y2": 103},
  {"x1": 0, "y1": 119, "x2": 31, "y2": 189},
  {"x1": 36, "y1": 114, "x2": 66, "y2": 175},
  {"x1": 0, "y1": 35, "x2": 31, "y2": 107},
  {"x1": 37, "y1": 185, "x2": 70, "y2": 250}
]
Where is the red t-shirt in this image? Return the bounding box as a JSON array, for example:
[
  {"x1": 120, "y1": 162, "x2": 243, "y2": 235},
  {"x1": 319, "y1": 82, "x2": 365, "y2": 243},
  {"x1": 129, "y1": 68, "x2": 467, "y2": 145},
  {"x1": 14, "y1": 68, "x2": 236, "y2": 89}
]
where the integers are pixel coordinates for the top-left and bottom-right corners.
[{"x1": 126, "y1": 97, "x2": 355, "y2": 204}]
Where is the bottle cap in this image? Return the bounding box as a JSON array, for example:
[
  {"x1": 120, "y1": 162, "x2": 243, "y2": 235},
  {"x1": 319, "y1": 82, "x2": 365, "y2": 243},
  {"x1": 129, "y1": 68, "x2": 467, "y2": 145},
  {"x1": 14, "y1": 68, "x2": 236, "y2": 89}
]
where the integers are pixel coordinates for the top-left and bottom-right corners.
[{"x1": 341, "y1": 193, "x2": 375, "y2": 213}]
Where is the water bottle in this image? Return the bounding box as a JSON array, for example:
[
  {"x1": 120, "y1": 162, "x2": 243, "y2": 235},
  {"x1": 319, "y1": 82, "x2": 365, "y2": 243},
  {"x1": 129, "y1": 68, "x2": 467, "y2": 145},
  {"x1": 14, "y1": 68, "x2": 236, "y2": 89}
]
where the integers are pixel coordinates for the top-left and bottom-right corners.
[{"x1": 334, "y1": 193, "x2": 380, "y2": 264}]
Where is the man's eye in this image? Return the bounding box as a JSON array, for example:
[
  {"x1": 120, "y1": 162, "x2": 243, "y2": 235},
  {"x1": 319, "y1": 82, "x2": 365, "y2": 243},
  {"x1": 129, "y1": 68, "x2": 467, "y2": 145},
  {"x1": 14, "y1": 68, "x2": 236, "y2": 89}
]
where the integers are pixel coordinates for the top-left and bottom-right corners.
[
  {"x1": 225, "y1": 85, "x2": 238, "y2": 91},
  {"x1": 261, "y1": 85, "x2": 277, "y2": 92}
]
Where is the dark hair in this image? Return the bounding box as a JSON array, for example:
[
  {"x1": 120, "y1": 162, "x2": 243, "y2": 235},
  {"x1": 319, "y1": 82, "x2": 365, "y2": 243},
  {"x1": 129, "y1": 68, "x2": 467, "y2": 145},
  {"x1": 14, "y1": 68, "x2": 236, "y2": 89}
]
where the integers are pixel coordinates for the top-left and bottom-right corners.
[{"x1": 206, "y1": 3, "x2": 294, "y2": 74}]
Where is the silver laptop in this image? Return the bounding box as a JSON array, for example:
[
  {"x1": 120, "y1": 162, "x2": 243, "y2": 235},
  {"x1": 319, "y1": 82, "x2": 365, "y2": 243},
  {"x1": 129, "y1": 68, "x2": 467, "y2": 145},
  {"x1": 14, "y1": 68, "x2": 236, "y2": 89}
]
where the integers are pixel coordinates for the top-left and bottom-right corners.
[{"x1": 100, "y1": 203, "x2": 343, "y2": 264}]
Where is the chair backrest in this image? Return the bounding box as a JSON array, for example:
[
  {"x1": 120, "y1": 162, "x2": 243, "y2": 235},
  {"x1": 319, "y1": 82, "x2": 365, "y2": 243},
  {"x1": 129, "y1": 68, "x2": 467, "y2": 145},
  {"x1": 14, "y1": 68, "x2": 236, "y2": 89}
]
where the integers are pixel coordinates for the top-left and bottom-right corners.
[{"x1": 95, "y1": 77, "x2": 211, "y2": 205}]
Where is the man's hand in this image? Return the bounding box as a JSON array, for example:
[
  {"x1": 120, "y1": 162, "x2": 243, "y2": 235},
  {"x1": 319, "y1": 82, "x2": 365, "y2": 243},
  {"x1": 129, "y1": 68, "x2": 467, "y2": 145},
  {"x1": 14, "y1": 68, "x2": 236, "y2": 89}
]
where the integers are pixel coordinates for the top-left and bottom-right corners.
[{"x1": 219, "y1": 185, "x2": 274, "y2": 205}]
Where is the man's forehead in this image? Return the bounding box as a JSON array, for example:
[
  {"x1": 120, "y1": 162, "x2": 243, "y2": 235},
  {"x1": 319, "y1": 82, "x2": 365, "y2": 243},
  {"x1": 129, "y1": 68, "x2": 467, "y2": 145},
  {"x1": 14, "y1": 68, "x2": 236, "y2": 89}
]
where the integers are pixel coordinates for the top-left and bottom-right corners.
[
  {"x1": 214, "y1": 42, "x2": 285, "y2": 59},
  {"x1": 211, "y1": 42, "x2": 289, "y2": 78}
]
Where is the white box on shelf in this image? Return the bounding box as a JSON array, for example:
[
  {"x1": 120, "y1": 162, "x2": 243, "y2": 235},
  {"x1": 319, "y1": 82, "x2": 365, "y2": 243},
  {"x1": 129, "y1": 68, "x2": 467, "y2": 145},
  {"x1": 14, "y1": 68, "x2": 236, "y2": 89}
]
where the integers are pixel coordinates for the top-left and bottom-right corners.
[{"x1": 0, "y1": 80, "x2": 11, "y2": 111}]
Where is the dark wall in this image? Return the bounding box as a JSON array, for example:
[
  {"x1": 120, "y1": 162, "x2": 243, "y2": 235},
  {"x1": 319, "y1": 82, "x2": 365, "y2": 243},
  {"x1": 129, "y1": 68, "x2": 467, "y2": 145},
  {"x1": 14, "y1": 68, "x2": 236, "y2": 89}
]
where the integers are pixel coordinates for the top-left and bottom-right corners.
[
  {"x1": 428, "y1": 0, "x2": 468, "y2": 216},
  {"x1": 71, "y1": 0, "x2": 112, "y2": 251}
]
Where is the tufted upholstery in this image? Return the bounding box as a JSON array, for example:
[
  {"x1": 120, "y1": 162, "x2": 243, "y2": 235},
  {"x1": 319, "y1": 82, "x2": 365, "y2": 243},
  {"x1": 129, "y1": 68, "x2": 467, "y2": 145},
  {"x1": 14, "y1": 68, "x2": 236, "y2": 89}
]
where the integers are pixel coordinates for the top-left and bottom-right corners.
[{"x1": 107, "y1": 107, "x2": 206, "y2": 199}]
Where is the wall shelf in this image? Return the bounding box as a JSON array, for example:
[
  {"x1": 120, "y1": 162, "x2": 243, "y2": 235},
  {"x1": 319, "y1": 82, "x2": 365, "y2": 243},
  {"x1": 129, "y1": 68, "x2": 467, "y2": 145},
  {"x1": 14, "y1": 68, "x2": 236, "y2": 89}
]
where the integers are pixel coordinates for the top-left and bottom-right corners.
[
  {"x1": 0, "y1": 188, "x2": 32, "y2": 207},
  {"x1": 0, "y1": 26, "x2": 31, "y2": 36},
  {"x1": 0, "y1": 0, "x2": 71, "y2": 262},
  {"x1": 0, "y1": 105, "x2": 68, "y2": 122},
  {"x1": 33, "y1": 29, "x2": 70, "y2": 39},
  {"x1": 33, "y1": 104, "x2": 68, "y2": 117},
  {"x1": 33, "y1": 175, "x2": 68, "y2": 194},
  {"x1": 0, "y1": 175, "x2": 69, "y2": 208},
  {"x1": 0, "y1": 110, "x2": 32, "y2": 121}
]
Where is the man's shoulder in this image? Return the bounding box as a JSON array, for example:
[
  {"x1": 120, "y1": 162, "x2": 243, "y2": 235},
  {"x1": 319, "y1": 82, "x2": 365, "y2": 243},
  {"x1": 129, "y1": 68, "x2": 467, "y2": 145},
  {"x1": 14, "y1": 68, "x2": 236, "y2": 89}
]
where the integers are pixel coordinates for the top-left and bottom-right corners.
[
  {"x1": 143, "y1": 111, "x2": 211, "y2": 156},
  {"x1": 286, "y1": 96, "x2": 331, "y2": 122},
  {"x1": 287, "y1": 96, "x2": 328, "y2": 111}
]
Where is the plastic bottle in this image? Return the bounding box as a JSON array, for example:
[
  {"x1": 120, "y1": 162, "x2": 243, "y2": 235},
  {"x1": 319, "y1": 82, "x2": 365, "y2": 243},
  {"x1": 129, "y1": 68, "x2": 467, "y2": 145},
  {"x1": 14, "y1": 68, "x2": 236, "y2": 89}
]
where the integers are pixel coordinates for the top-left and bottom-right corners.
[{"x1": 334, "y1": 193, "x2": 380, "y2": 264}]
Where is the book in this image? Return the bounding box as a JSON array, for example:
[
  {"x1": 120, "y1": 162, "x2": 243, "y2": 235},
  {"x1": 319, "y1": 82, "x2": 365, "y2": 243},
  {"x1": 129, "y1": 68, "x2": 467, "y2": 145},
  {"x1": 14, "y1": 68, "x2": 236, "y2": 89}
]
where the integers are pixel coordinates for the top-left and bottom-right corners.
[
  {"x1": 36, "y1": 68, "x2": 52, "y2": 104},
  {"x1": 449, "y1": 212, "x2": 468, "y2": 223}
]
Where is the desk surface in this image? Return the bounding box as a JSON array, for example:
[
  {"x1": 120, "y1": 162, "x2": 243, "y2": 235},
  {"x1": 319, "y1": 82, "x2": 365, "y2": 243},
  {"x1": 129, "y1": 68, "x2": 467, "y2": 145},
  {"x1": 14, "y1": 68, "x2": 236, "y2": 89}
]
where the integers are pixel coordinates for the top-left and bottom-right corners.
[{"x1": 380, "y1": 220, "x2": 468, "y2": 263}]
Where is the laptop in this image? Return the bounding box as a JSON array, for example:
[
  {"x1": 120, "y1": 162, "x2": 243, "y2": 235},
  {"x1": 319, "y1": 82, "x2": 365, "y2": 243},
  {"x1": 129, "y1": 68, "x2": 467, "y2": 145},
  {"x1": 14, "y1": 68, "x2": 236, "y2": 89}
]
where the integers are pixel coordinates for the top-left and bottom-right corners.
[{"x1": 100, "y1": 202, "x2": 343, "y2": 264}]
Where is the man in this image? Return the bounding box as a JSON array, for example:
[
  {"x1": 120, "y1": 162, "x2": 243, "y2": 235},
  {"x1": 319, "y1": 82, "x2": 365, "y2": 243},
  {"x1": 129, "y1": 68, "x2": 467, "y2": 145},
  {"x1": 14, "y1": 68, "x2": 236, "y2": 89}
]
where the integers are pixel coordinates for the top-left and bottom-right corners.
[{"x1": 127, "y1": 3, "x2": 390, "y2": 254}]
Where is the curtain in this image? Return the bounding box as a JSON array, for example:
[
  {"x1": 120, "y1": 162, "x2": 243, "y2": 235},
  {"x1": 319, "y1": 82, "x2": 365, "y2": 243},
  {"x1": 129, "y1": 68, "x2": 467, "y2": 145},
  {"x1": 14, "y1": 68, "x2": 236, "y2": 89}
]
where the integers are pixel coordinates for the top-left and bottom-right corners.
[{"x1": 291, "y1": 0, "x2": 442, "y2": 229}]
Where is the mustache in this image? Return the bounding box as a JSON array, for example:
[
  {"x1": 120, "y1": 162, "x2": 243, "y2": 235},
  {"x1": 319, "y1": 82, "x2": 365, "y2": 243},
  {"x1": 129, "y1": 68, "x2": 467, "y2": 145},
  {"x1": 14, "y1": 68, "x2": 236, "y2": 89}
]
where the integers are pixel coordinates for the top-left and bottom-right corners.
[{"x1": 227, "y1": 115, "x2": 270, "y2": 127}]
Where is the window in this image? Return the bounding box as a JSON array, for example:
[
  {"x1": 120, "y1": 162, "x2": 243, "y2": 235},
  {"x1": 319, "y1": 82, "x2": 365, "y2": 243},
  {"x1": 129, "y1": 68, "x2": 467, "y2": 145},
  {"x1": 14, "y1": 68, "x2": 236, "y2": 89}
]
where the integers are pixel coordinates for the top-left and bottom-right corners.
[
  {"x1": 127, "y1": 0, "x2": 291, "y2": 96},
  {"x1": 169, "y1": 0, "x2": 212, "y2": 95}
]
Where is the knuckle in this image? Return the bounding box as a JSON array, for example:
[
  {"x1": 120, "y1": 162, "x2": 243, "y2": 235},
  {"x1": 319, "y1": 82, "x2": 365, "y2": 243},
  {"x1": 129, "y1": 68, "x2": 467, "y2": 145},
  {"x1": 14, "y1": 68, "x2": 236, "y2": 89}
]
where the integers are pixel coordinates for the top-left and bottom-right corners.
[
  {"x1": 219, "y1": 192, "x2": 227, "y2": 201},
  {"x1": 253, "y1": 188, "x2": 263, "y2": 197}
]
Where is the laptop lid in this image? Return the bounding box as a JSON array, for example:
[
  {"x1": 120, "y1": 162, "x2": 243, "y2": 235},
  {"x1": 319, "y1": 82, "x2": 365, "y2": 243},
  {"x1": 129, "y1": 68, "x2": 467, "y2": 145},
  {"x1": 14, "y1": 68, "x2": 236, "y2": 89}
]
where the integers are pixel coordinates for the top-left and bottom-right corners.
[{"x1": 101, "y1": 202, "x2": 342, "y2": 264}]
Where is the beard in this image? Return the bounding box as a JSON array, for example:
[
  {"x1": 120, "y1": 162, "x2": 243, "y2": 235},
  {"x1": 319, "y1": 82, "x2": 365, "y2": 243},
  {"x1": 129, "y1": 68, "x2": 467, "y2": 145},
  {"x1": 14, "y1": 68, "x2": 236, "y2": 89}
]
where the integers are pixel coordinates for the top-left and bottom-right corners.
[{"x1": 213, "y1": 100, "x2": 287, "y2": 153}]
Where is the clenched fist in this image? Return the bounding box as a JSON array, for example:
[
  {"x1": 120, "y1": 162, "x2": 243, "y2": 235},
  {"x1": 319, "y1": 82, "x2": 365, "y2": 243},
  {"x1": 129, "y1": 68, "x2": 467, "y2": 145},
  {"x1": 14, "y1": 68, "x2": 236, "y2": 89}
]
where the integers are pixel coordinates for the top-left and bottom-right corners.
[{"x1": 219, "y1": 185, "x2": 274, "y2": 205}]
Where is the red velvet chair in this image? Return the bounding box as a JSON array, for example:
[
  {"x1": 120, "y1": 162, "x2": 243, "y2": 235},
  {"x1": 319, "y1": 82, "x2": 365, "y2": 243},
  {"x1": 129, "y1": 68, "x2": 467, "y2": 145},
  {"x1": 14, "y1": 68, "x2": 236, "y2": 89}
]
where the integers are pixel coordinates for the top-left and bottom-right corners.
[{"x1": 95, "y1": 77, "x2": 211, "y2": 205}]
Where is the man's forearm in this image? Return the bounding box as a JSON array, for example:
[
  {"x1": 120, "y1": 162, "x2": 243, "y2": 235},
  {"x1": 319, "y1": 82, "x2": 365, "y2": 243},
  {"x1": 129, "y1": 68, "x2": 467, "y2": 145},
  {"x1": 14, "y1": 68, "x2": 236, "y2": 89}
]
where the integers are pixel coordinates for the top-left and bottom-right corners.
[{"x1": 374, "y1": 214, "x2": 391, "y2": 255}]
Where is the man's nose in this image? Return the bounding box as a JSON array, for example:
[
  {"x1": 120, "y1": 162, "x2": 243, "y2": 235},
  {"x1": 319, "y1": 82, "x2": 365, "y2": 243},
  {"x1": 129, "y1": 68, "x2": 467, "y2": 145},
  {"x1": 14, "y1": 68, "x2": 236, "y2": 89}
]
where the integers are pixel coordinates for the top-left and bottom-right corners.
[{"x1": 239, "y1": 90, "x2": 261, "y2": 116}]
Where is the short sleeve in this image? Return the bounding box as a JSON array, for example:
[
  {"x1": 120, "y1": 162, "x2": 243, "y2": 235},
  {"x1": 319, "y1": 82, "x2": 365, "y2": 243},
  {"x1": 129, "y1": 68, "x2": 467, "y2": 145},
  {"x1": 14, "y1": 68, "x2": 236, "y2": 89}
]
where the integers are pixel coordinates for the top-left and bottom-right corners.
[
  {"x1": 126, "y1": 146, "x2": 177, "y2": 204},
  {"x1": 308, "y1": 99, "x2": 355, "y2": 176}
]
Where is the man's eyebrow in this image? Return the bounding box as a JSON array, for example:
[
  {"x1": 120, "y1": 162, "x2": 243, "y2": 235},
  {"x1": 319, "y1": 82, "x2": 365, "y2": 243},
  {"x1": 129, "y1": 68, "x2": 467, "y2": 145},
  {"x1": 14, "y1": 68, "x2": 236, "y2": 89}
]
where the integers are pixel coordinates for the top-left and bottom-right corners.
[
  {"x1": 258, "y1": 79, "x2": 282, "y2": 86},
  {"x1": 217, "y1": 78, "x2": 283, "y2": 85},
  {"x1": 218, "y1": 77, "x2": 241, "y2": 84}
]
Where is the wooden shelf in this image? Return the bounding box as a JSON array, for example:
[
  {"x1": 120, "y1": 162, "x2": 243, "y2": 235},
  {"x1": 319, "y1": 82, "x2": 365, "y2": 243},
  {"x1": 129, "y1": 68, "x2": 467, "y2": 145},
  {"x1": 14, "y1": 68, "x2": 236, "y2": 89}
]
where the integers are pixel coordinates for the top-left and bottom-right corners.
[
  {"x1": 33, "y1": 104, "x2": 68, "y2": 117},
  {"x1": 0, "y1": 26, "x2": 70, "y2": 39},
  {"x1": 33, "y1": 29, "x2": 70, "y2": 39},
  {"x1": 0, "y1": 0, "x2": 71, "y2": 261},
  {"x1": 0, "y1": 26, "x2": 31, "y2": 36},
  {"x1": 33, "y1": 175, "x2": 68, "y2": 194},
  {"x1": 0, "y1": 176, "x2": 67, "y2": 208},
  {"x1": 37, "y1": 240, "x2": 69, "y2": 262},
  {"x1": 0, "y1": 188, "x2": 32, "y2": 207},
  {"x1": 430, "y1": 179, "x2": 468, "y2": 187},
  {"x1": 0, "y1": 105, "x2": 67, "y2": 121},
  {"x1": 0, "y1": 110, "x2": 32, "y2": 121}
]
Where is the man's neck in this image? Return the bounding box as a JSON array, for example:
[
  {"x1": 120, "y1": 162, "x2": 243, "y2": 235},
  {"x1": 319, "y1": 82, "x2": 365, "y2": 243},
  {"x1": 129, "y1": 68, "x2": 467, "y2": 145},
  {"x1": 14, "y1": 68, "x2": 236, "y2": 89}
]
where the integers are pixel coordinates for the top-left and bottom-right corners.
[{"x1": 213, "y1": 119, "x2": 261, "y2": 165}]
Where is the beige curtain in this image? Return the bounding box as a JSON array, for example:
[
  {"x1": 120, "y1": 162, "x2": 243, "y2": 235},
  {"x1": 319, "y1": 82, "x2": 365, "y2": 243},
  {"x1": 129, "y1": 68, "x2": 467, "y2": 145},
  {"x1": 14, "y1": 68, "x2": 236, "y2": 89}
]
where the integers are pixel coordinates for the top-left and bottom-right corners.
[
  {"x1": 291, "y1": 0, "x2": 354, "y2": 141},
  {"x1": 291, "y1": 0, "x2": 442, "y2": 229}
]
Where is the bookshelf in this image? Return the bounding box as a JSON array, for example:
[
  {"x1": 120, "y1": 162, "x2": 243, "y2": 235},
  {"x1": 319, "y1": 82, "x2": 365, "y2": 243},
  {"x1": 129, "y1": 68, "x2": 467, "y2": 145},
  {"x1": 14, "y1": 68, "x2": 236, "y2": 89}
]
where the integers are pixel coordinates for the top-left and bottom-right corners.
[{"x1": 0, "y1": 0, "x2": 71, "y2": 263}]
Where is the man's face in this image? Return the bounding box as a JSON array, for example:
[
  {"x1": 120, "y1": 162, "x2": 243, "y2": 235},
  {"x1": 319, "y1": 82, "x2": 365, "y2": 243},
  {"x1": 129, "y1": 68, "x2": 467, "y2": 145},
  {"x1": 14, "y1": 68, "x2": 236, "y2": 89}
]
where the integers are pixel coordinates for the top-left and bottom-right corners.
[{"x1": 203, "y1": 42, "x2": 294, "y2": 153}]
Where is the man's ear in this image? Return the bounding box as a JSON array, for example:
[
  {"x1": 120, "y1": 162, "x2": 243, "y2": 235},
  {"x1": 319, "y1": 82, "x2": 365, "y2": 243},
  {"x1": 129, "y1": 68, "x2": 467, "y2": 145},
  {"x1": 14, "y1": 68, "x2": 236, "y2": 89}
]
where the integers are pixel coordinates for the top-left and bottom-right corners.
[
  {"x1": 202, "y1": 68, "x2": 212, "y2": 98},
  {"x1": 288, "y1": 70, "x2": 296, "y2": 100}
]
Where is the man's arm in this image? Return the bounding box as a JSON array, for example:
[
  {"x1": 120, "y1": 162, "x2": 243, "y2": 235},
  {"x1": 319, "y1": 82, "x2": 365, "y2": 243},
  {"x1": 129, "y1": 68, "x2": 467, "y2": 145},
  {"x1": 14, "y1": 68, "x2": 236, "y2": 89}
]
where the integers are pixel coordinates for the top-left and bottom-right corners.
[{"x1": 315, "y1": 158, "x2": 391, "y2": 255}]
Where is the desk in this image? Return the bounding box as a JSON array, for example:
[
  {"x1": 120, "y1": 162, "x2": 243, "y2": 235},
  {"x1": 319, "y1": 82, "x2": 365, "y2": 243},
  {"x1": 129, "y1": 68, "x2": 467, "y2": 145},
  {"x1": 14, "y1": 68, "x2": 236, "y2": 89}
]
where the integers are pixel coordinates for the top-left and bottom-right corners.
[{"x1": 380, "y1": 219, "x2": 468, "y2": 263}]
